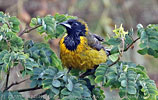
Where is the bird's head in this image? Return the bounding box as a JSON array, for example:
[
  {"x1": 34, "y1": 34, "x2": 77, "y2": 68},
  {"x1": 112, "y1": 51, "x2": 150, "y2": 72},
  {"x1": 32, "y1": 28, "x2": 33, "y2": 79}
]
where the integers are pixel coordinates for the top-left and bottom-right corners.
[{"x1": 59, "y1": 19, "x2": 88, "y2": 37}]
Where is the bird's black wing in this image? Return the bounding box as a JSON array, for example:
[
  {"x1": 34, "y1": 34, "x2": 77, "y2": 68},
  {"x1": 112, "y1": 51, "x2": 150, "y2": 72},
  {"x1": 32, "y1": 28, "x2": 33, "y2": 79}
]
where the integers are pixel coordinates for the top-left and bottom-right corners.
[
  {"x1": 86, "y1": 32, "x2": 105, "y2": 51},
  {"x1": 92, "y1": 34, "x2": 104, "y2": 42},
  {"x1": 86, "y1": 32, "x2": 111, "y2": 55}
]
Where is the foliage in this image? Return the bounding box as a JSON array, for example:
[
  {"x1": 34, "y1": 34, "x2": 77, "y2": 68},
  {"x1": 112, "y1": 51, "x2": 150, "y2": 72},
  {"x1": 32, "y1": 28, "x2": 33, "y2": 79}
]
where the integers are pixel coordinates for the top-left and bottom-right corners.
[
  {"x1": 0, "y1": 11, "x2": 157, "y2": 100},
  {"x1": 30, "y1": 13, "x2": 77, "y2": 40},
  {"x1": 0, "y1": 91, "x2": 25, "y2": 100},
  {"x1": 95, "y1": 62, "x2": 158, "y2": 100},
  {"x1": 137, "y1": 24, "x2": 158, "y2": 58}
]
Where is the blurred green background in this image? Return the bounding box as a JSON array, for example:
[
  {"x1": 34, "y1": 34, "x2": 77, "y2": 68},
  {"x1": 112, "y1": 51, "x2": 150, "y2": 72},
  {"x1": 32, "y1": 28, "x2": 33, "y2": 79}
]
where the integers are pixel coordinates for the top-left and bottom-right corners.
[{"x1": 0, "y1": 0, "x2": 158, "y2": 99}]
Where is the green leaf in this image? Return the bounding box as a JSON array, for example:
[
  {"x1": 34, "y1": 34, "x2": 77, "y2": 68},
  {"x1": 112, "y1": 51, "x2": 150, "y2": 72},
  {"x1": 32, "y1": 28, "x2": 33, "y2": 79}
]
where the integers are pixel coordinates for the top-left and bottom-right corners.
[
  {"x1": 95, "y1": 63, "x2": 109, "y2": 84},
  {"x1": 92, "y1": 87, "x2": 105, "y2": 100},
  {"x1": 147, "y1": 48, "x2": 158, "y2": 58},
  {"x1": 61, "y1": 88, "x2": 71, "y2": 95},
  {"x1": 110, "y1": 46, "x2": 119, "y2": 54},
  {"x1": 54, "y1": 13, "x2": 67, "y2": 22},
  {"x1": 137, "y1": 24, "x2": 144, "y2": 37},
  {"x1": 125, "y1": 35, "x2": 133, "y2": 45},
  {"x1": 137, "y1": 48, "x2": 148, "y2": 55},
  {"x1": 0, "y1": 91, "x2": 25, "y2": 100},
  {"x1": 51, "y1": 87, "x2": 59, "y2": 95},
  {"x1": 127, "y1": 86, "x2": 136, "y2": 94},
  {"x1": 52, "y1": 80, "x2": 61, "y2": 87},
  {"x1": 55, "y1": 25, "x2": 65, "y2": 37},
  {"x1": 119, "y1": 87, "x2": 126, "y2": 98},
  {"x1": 24, "y1": 42, "x2": 62, "y2": 69},
  {"x1": 109, "y1": 53, "x2": 119, "y2": 62},
  {"x1": 9, "y1": 16, "x2": 20, "y2": 33},
  {"x1": 121, "y1": 80, "x2": 127, "y2": 87},
  {"x1": 107, "y1": 38, "x2": 121, "y2": 45},
  {"x1": 138, "y1": 24, "x2": 158, "y2": 58},
  {"x1": 0, "y1": 11, "x2": 4, "y2": 17},
  {"x1": 95, "y1": 75, "x2": 104, "y2": 83},
  {"x1": 30, "y1": 18, "x2": 38, "y2": 27},
  {"x1": 66, "y1": 79, "x2": 73, "y2": 91}
]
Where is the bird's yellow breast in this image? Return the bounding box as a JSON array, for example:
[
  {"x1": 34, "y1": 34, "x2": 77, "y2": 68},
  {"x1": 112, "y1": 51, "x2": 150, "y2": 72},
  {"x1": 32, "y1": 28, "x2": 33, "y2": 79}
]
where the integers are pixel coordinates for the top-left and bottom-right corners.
[{"x1": 59, "y1": 34, "x2": 107, "y2": 70}]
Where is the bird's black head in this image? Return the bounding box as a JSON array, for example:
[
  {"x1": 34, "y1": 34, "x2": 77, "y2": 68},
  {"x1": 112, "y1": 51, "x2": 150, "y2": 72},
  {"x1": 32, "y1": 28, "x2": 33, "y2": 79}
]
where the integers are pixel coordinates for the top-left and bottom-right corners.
[
  {"x1": 59, "y1": 19, "x2": 88, "y2": 51},
  {"x1": 59, "y1": 19, "x2": 88, "y2": 37}
]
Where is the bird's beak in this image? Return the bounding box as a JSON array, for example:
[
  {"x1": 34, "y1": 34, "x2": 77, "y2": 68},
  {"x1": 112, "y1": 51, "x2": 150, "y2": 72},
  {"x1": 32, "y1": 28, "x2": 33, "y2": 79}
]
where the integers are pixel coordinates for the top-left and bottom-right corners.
[{"x1": 59, "y1": 21, "x2": 71, "y2": 29}]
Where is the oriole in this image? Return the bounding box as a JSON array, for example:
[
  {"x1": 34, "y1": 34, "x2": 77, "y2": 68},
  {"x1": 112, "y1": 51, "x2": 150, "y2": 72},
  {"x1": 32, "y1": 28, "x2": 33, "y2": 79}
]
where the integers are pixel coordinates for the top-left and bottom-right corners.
[{"x1": 59, "y1": 19, "x2": 108, "y2": 70}]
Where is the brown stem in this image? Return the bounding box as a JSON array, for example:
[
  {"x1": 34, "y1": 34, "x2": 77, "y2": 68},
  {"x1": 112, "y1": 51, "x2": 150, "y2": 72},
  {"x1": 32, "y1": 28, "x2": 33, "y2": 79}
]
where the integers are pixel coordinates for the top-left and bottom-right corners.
[
  {"x1": 35, "y1": 91, "x2": 47, "y2": 97},
  {"x1": 108, "y1": 37, "x2": 140, "y2": 67},
  {"x1": 123, "y1": 37, "x2": 140, "y2": 52},
  {"x1": 5, "y1": 22, "x2": 11, "y2": 29},
  {"x1": 17, "y1": 86, "x2": 42, "y2": 92},
  {"x1": 108, "y1": 57, "x2": 120, "y2": 67},
  {"x1": 4, "y1": 78, "x2": 29, "y2": 91},
  {"x1": 18, "y1": 24, "x2": 41, "y2": 37},
  {"x1": 5, "y1": 67, "x2": 10, "y2": 91}
]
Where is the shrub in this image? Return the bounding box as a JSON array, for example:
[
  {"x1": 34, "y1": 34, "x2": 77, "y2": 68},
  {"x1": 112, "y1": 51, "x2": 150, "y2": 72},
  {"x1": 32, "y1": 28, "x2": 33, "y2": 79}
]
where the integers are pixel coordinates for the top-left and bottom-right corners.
[{"x1": 0, "y1": 12, "x2": 157, "y2": 100}]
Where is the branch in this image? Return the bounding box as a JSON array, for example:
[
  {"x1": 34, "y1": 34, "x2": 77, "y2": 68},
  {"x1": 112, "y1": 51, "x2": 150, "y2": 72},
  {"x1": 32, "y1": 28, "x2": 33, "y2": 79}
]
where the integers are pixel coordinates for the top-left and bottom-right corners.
[
  {"x1": 5, "y1": 22, "x2": 11, "y2": 29},
  {"x1": 35, "y1": 91, "x2": 47, "y2": 98},
  {"x1": 108, "y1": 37, "x2": 140, "y2": 67},
  {"x1": 5, "y1": 67, "x2": 10, "y2": 91},
  {"x1": 108, "y1": 56, "x2": 120, "y2": 67},
  {"x1": 18, "y1": 24, "x2": 41, "y2": 37},
  {"x1": 4, "y1": 78, "x2": 29, "y2": 91},
  {"x1": 123, "y1": 37, "x2": 140, "y2": 52},
  {"x1": 79, "y1": 67, "x2": 97, "y2": 78},
  {"x1": 17, "y1": 86, "x2": 42, "y2": 92}
]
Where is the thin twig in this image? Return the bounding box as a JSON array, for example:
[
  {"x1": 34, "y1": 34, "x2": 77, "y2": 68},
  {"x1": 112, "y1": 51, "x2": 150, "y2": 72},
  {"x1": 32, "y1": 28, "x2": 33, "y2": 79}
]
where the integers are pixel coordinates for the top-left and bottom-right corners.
[
  {"x1": 18, "y1": 24, "x2": 41, "y2": 37},
  {"x1": 4, "y1": 78, "x2": 29, "y2": 91},
  {"x1": 5, "y1": 67, "x2": 10, "y2": 90},
  {"x1": 5, "y1": 22, "x2": 11, "y2": 29},
  {"x1": 123, "y1": 37, "x2": 140, "y2": 52},
  {"x1": 35, "y1": 91, "x2": 47, "y2": 98},
  {"x1": 17, "y1": 86, "x2": 42, "y2": 92},
  {"x1": 79, "y1": 68, "x2": 96, "y2": 78},
  {"x1": 108, "y1": 37, "x2": 140, "y2": 67},
  {"x1": 108, "y1": 56, "x2": 120, "y2": 67}
]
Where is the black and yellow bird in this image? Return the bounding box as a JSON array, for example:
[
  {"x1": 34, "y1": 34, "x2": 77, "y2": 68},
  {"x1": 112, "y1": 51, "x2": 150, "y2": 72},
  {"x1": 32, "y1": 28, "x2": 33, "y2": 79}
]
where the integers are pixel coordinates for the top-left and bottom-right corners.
[{"x1": 59, "y1": 19, "x2": 109, "y2": 72}]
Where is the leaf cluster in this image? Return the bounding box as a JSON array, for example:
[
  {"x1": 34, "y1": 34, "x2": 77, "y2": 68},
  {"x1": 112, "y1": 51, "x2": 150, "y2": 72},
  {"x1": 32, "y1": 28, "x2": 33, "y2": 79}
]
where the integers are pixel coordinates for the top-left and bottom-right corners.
[
  {"x1": 137, "y1": 24, "x2": 158, "y2": 58},
  {"x1": 95, "y1": 62, "x2": 158, "y2": 100}
]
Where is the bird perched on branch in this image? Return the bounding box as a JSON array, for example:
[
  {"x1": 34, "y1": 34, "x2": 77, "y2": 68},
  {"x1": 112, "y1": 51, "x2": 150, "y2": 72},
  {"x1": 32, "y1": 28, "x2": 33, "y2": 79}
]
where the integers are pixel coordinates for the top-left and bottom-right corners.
[{"x1": 59, "y1": 19, "x2": 109, "y2": 71}]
